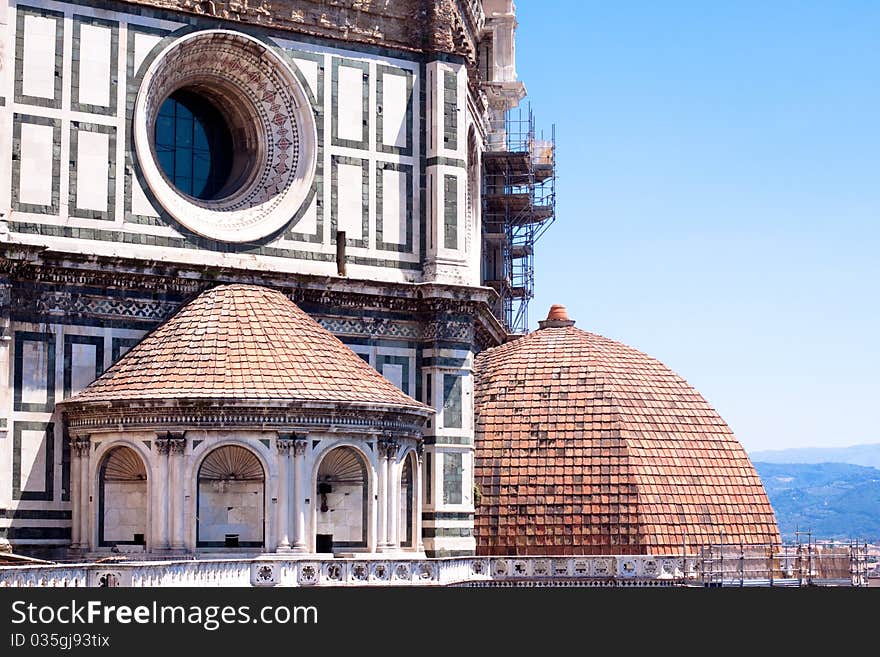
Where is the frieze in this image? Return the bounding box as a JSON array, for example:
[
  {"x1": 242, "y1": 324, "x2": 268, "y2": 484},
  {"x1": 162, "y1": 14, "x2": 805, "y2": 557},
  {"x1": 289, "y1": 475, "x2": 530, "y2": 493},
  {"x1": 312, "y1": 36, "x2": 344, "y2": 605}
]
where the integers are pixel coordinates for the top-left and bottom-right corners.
[
  {"x1": 318, "y1": 316, "x2": 421, "y2": 340},
  {"x1": 1, "y1": 249, "x2": 505, "y2": 345},
  {"x1": 34, "y1": 291, "x2": 179, "y2": 323},
  {"x1": 63, "y1": 404, "x2": 428, "y2": 438}
]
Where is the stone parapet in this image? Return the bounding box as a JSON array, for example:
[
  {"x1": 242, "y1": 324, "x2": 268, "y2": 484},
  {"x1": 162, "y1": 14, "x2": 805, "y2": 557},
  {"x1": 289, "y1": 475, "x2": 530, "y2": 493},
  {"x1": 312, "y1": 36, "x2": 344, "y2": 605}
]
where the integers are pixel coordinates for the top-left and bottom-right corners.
[{"x1": 118, "y1": 0, "x2": 480, "y2": 58}]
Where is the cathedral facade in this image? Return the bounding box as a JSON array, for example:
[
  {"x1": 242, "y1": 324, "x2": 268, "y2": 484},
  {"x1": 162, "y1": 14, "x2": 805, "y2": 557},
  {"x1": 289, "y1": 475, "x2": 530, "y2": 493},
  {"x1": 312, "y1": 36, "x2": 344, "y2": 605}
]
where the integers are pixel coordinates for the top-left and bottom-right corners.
[
  {"x1": 0, "y1": 0, "x2": 524, "y2": 558},
  {"x1": 1, "y1": 0, "x2": 782, "y2": 568}
]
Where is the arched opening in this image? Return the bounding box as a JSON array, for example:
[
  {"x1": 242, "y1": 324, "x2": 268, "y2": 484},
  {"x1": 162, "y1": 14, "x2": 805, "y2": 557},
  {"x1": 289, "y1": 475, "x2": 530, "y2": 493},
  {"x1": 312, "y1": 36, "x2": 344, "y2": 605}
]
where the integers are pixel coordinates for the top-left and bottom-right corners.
[
  {"x1": 99, "y1": 446, "x2": 148, "y2": 548},
  {"x1": 315, "y1": 447, "x2": 369, "y2": 553},
  {"x1": 197, "y1": 445, "x2": 265, "y2": 549},
  {"x1": 400, "y1": 452, "x2": 415, "y2": 548}
]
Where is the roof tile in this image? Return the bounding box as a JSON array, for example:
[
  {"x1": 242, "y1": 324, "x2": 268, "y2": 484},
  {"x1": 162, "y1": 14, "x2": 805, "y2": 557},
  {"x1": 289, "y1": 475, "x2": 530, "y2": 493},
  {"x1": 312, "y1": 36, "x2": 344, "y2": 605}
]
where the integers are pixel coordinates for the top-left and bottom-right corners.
[{"x1": 66, "y1": 284, "x2": 427, "y2": 411}]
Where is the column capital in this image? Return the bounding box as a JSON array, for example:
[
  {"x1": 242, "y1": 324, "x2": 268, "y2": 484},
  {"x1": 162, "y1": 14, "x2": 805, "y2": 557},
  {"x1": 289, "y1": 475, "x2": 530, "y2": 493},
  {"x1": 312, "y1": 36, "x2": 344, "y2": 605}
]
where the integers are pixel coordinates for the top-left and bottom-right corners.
[
  {"x1": 378, "y1": 438, "x2": 400, "y2": 460},
  {"x1": 416, "y1": 439, "x2": 425, "y2": 463},
  {"x1": 71, "y1": 436, "x2": 91, "y2": 458},
  {"x1": 293, "y1": 438, "x2": 308, "y2": 457},
  {"x1": 156, "y1": 432, "x2": 186, "y2": 455},
  {"x1": 276, "y1": 437, "x2": 294, "y2": 455}
]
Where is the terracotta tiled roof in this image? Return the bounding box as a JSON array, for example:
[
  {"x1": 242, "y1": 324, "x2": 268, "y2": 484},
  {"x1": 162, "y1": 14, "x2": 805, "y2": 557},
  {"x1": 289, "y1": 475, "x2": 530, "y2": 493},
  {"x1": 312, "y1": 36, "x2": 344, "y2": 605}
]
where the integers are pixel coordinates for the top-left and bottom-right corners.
[
  {"x1": 66, "y1": 284, "x2": 427, "y2": 410},
  {"x1": 474, "y1": 307, "x2": 780, "y2": 556}
]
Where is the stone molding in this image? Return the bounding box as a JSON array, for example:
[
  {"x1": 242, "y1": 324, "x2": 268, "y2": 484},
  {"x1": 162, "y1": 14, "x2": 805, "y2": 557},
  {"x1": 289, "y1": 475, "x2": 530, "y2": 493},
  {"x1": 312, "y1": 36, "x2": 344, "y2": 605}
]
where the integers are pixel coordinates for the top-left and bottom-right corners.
[{"x1": 63, "y1": 401, "x2": 429, "y2": 440}]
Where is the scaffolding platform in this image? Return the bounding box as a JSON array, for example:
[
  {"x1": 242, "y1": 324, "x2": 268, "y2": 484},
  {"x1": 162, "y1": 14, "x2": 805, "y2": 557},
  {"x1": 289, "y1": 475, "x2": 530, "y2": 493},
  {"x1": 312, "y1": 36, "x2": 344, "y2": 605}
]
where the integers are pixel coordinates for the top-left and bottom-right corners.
[{"x1": 481, "y1": 105, "x2": 557, "y2": 334}]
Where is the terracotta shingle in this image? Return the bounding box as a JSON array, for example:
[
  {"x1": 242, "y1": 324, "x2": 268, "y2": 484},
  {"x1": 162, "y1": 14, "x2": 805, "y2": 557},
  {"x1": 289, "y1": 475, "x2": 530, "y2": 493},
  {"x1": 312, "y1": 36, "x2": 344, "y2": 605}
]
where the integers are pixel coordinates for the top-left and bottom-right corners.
[
  {"x1": 67, "y1": 284, "x2": 427, "y2": 410},
  {"x1": 473, "y1": 307, "x2": 780, "y2": 556}
]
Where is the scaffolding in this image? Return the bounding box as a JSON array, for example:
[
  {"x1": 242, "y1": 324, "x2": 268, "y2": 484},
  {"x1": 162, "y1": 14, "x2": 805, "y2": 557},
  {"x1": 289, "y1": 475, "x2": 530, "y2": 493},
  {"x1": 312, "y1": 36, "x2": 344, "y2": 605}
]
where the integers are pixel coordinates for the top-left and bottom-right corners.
[
  {"x1": 696, "y1": 535, "x2": 869, "y2": 587},
  {"x1": 482, "y1": 105, "x2": 557, "y2": 334}
]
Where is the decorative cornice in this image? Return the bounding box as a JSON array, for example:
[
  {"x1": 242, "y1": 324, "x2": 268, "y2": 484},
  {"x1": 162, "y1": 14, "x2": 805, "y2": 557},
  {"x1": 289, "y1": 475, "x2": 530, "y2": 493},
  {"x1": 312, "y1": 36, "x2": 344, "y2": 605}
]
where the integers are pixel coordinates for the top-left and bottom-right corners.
[
  {"x1": 63, "y1": 402, "x2": 428, "y2": 439},
  {"x1": 1, "y1": 247, "x2": 507, "y2": 345}
]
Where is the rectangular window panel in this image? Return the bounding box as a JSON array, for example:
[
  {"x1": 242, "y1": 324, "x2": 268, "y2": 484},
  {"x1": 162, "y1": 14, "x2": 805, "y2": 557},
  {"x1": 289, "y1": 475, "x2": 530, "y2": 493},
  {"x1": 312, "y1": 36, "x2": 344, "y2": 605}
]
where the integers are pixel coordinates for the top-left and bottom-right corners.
[
  {"x1": 443, "y1": 70, "x2": 458, "y2": 150},
  {"x1": 13, "y1": 422, "x2": 55, "y2": 501},
  {"x1": 112, "y1": 337, "x2": 141, "y2": 362},
  {"x1": 64, "y1": 335, "x2": 104, "y2": 398},
  {"x1": 444, "y1": 174, "x2": 458, "y2": 250},
  {"x1": 425, "y1": 452, "x2": 432, "y2": 505},
  {"x1": 14, "y1": 332, "x2": 55, "y2": 412},
  {"x1": 382, "y1": 363, "x2": 403, "y2": 391},
  {"x1": 443, "y1": 452, "x2": 462, "y2": 505},
  {"x1": 443, "y1": 373, "x2": 463, "y2": 429}
]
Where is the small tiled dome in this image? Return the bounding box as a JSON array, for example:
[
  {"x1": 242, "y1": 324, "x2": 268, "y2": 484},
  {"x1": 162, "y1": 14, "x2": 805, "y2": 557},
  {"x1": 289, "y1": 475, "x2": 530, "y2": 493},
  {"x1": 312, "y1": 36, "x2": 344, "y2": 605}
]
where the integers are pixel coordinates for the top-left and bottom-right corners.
[
  {"x1": 67, "y1": 284, "x2": 427, "y2": 411},
  {"x1": 474, "y1": 306, "x2": 780, "y2": 555}
]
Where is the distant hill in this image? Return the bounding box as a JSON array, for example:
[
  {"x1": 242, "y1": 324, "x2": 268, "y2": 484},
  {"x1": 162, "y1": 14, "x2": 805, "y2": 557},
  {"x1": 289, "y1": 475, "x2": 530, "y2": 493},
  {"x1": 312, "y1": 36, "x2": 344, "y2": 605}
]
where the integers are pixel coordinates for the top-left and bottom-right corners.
[
  {"x1": 750, "y1": 443, "x2": 880, "y2": 469},
  {"x1": 753, "y1": 461, "x2": 880, "y2": 543}
]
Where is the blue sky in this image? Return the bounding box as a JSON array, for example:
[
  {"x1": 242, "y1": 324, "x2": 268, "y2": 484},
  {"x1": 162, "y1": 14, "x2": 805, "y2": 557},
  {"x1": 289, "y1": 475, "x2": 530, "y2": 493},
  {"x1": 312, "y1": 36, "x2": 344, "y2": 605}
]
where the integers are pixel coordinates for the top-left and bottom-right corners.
[{"x1": 514, "y1": 1, "x2": 880, "y2": 451}]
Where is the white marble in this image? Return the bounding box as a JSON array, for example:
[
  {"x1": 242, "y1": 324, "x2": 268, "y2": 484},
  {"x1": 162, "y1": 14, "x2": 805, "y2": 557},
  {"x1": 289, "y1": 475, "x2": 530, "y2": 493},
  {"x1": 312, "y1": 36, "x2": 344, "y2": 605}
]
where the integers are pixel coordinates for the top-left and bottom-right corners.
[
  {"x1": 78, "y1": 23, "x2": 112, "y2": 107},
  {"x1": 381, "y1": 167, "x2": 407, "y2": 245},
  {"x1": 336, "y1": 162, "x2": 364, "y2": 238},
  {"x1": 18, "y1": 122, "x2": 55, "y2": 207},
  {"x1": 382, "y1": 71, "x2": 408, "y2": 148},
  {"x1": 75, "y1": 130, "x2": 109, "y2": 212},
  {"x1": 21, "y1": 14, "x2": 56, "y2": 99},
  {"x1": 337, "y1": 64, "x2": 364, "y2": 142}
]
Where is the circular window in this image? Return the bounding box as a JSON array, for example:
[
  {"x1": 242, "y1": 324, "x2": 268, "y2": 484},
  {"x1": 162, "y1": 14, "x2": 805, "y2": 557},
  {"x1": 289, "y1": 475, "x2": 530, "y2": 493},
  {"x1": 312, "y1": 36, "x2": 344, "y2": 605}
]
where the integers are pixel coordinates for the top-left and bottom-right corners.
[
  {"x1": 133, "y1": 30, "x2": 317, "y2": 243},
  {"x1": 155, "y1": 90, "x2": 235, "y2": 200}
]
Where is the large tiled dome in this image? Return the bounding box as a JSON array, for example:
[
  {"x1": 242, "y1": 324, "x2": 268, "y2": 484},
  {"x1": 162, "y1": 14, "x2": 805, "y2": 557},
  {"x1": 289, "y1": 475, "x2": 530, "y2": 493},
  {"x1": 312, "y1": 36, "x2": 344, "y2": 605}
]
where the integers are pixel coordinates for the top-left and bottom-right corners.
[{"x1": 473, "y1": 305, "x2": 780, "y2": 555}]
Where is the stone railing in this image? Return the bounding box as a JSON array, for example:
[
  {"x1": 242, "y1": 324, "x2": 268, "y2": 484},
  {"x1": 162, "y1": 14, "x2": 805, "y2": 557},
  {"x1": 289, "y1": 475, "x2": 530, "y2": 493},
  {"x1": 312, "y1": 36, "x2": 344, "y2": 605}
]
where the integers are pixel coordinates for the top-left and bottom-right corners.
[
  {"x1": 0, "y1": 555, "x2": 700, "y2": 588},
  {"x1": 462, "y1": 0, "x2": 486, "y2": 33}
]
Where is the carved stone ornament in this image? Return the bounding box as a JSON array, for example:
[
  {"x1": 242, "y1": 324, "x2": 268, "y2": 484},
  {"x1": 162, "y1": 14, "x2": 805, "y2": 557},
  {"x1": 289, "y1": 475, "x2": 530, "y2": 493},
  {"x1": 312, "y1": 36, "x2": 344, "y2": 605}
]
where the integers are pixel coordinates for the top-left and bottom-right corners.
[
  {"x1": 156, "y1": 432, "x2": 186, "y2": 455},
  {"x1": 71, "y1": 436, "x2": 91, "y2": 458}
]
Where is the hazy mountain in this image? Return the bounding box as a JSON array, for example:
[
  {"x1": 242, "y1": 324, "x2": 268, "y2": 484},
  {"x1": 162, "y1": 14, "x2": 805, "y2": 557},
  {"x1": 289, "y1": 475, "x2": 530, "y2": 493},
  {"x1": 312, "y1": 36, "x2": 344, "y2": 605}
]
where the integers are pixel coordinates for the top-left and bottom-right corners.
[
  {"x1": 750, "y1": 444, "x2": 880, "y2": 469},
  {"x1": 753, "y1": 461, "x2": 880, "y2": 542}
]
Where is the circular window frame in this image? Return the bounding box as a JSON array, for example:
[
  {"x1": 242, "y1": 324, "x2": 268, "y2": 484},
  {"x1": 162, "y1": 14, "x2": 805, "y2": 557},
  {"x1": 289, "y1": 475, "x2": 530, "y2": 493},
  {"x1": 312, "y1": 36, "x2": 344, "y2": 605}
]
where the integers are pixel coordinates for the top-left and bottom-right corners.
[{"x1": 133, "y1": 30, "x2": 317, "y2": 243}]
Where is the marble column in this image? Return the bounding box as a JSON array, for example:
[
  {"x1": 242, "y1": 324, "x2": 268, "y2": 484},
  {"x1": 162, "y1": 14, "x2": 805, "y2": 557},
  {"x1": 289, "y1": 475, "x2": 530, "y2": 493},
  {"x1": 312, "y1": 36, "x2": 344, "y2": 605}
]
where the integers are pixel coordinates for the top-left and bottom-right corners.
[
  {"x1": 292, "y1": 438, "x2": 308, "y2": 553},
  {"x1": 377, "y1": 440, "x2": 389, "y2": 551},
  {"x1": 169, "y1": 435, "x2": 186, "y2": 551},
  {"x1": 154, "y1": 437, "x2": 171, "y2": 551},
  {"x1": 69, "y1": 437, "x2": 82, "y2": 550},
  {"x1": 275, "y1": 437, "x2": 292, "y2": 551},
  {"x1": 386, "y1": 441, "x2": 400, "y2": 550},
  {"x1": 78, "y1": 437, "x2": 91, "y2": 550},
  {"x1": 415, "y1": 441, "x2": 425, "y2": 553}
]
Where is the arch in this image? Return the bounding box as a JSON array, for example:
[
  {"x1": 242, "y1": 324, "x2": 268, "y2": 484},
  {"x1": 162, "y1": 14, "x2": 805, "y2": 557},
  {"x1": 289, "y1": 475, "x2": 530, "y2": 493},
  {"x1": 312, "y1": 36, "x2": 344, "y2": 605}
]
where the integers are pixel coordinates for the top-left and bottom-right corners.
[
  {"x1": 399, "y1": 450, "x2": 417, "y2": 548},
  {"x1": 314, "y1": 445, "x2": 371, "y2": 553},
  {"x1": 196, "y1": 444, "x2": 265, "y2": 549},
  {"x1": 98, "y1": 446, "x2": 149, "y2": 548}
]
